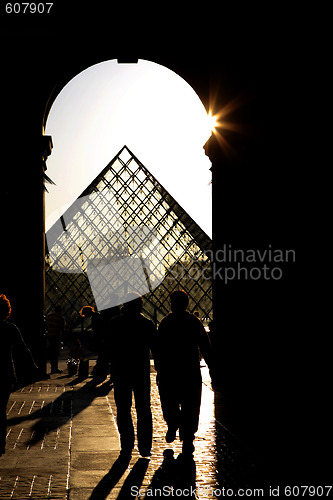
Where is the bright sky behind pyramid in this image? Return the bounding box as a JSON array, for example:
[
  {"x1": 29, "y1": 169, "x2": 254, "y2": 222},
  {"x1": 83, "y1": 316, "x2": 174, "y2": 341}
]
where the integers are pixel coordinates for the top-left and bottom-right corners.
[{"x1": 45, "y1": 59, "x2": 213, "y2": 236}]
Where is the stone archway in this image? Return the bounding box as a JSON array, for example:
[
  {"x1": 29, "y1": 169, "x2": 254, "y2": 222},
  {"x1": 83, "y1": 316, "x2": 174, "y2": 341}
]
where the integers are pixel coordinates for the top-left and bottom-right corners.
[{"x1": 43, "y1": 59, "x2": 214, "y2": 330}]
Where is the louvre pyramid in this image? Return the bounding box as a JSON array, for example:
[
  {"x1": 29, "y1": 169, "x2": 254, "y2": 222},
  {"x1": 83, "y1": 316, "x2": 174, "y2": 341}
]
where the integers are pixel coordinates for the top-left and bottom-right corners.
[{"x1": 45, "y1": 146, "x2": 212, "y2": 328}]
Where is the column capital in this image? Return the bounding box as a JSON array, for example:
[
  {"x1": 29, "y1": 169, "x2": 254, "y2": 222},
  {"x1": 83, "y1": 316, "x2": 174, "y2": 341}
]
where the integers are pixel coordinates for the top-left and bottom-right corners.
[
  {"x1": 41, "y1": 135, "x2": 53, "y2": 175},
  {"x1": 41, "y1": 135, "x2": 53, "y2": 167},
  {"x1": 203, "y1": 133, "x2": 223, "y2": 166}
]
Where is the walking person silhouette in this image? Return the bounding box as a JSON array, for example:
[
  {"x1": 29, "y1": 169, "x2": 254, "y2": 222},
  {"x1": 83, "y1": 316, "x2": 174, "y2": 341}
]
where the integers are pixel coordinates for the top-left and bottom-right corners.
[
  {"x1": 155, "y1": 290, "x2": 215, "y2": 457},
  {"x1": 0, "y1": 294, "x2": 38, "y2": 456},
  {"x1": 106, "y1": 292, "x2": 156, "y2": 458}
]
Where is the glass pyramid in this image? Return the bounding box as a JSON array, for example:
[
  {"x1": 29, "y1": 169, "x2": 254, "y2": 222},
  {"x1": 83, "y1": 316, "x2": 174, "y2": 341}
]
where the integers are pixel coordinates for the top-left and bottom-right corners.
[{"x1": 45, "y1": 146, "x2": 212, "y2": 329}]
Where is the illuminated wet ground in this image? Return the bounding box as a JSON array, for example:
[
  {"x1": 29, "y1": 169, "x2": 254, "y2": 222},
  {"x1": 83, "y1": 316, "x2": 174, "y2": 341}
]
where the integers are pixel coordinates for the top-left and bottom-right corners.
[{"x1": 0, "y1": 362, "x2": 255, "y2": 499}]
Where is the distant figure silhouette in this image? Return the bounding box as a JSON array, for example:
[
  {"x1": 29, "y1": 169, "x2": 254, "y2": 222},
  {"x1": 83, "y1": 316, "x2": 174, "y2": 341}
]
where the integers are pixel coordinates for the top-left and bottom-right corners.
[
  {"x1": 46, "y1": 305, "x2": 65, "y2": 374},
  {"x1": 156, "y1": 290, "x2": 215, "y2": 456},
  {"x1": 0, "y1": 294, "x2": 37, "y2": 456},
  {"x1": 69, "y1": 337, "x2": 83, "y2": 361},
  {"x1": 79, "y1": 305, "x2": 101, "y2": 348},
  {"x1": 105, "y1": 292, "x2": 156, "y2": 457},
  {"x1": 67, "y1": 338, "x2": 83, "y2": 376},
  {"x1": 98, "y1": 297, "x2": 121, "y2": 382},
  {"x1": 80, "y1": 302, "x2": 120, "y2": 383}
]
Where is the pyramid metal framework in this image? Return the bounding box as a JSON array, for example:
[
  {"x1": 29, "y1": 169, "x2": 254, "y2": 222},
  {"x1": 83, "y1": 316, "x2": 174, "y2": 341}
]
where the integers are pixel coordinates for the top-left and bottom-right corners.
[{"x1": 45, "y1": 146, "x2": 212, "y2": 329}]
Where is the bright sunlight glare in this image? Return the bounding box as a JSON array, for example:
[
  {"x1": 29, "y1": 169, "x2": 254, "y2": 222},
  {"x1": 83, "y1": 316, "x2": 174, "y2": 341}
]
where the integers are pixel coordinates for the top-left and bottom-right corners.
[
  {"x1": 207, "y1": 111, "x2": 220, "y2": 133},
  {"x1": 45, "y1": 60, "x2": 213, "y2": 236}
]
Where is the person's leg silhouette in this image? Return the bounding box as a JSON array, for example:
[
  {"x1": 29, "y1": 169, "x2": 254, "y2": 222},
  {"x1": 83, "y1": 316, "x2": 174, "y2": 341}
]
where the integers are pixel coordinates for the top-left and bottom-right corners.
[
  {"x1": 114, "y1": 379, "x2": 135, "y2": 455},
  {"x1": 179, "y1": 378, "x2": 202, "y2": 455},
  {"x1": 134, "y1": 378, "x2": 152, "y2": 457},
  {"x1": 158, "y1": 377, "x2": 181, "y2": 442}
]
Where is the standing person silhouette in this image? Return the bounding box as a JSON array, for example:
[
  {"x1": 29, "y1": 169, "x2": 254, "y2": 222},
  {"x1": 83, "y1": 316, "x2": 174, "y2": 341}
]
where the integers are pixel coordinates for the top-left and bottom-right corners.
[
  {"x1": 155, "y1": 290, "x2": 215, "y2": 457},
  {"x1": 80, "y1": 305, "x2": 105, "y2": 382},
  {"x1": 0, "y1": 294, "x2": 37, "y2": 456},
  {"x1": 46, "y1": 305, "x2": 65, "y2": 374},
  {"x1": 106, "y1": 292, "x2": 156, "y2": 458}
]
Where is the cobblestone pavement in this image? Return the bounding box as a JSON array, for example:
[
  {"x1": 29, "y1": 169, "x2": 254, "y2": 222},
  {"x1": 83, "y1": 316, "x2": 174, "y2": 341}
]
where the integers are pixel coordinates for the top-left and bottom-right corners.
[{"x1": 0, "y1": 361, "x2": 255, "y2": 499}]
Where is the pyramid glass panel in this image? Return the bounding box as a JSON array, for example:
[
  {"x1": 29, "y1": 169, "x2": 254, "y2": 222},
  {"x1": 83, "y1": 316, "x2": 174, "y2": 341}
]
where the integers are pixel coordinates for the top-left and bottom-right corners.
[{"x1": 45, "y1": 146, "x2": 212, "y2": 329}]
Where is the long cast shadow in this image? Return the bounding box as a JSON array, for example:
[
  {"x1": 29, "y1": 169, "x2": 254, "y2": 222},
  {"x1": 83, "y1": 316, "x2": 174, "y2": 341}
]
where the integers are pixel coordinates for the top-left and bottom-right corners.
[
  {"x1": 88, "y1": 450, "x2": 196, "y2": 500},
  {"x1": 89, "y1": 455, "x2": 149, "y2": 500},
  {"x1": 7, "y1": 379, "x2": 113, "y2": 447},
  {"x1": 145, "y1": 449, "x2": 196, "y2": 499}
]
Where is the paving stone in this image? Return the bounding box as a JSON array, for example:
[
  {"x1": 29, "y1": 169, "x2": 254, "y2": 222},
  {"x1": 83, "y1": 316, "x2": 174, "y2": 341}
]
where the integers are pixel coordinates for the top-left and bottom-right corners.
[
  {"x1": 71, "y1": 424, "x2": 115, "y2": 437},
  {"x1": 71, "y1": 435, "x2": 119, "y2": 452},
  {"x1": 68, "y1": 487, "x2": 96, "y2": 500},
  {"x1": 70, "y1": 469, "x2": 112, "y2": 487},
  {"x1": 71, "y1": 451, "x2": 119, "y2": 470}
]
